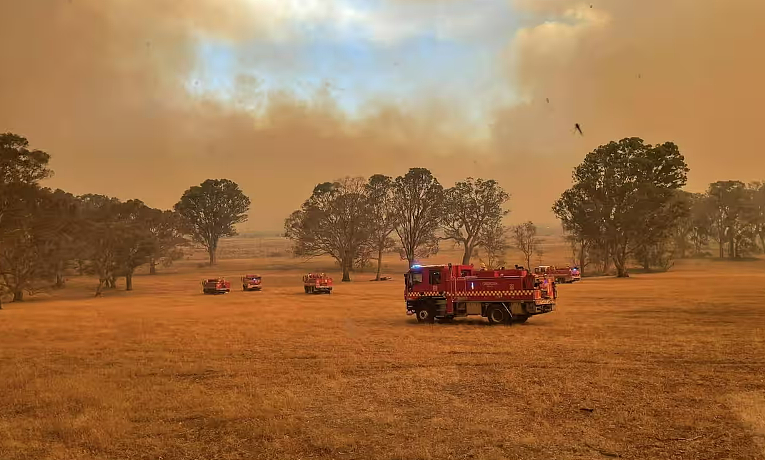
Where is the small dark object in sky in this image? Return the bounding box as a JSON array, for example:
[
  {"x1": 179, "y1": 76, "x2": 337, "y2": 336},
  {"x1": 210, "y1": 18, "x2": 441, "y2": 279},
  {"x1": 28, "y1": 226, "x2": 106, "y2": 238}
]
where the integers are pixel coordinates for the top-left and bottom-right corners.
[
  {"x1": 575, "y1": 123, "x2": 584, "y2": 135},
  {"x1": 546, "y1": 98, "x2": 550, "y2": 103},
  {"x1": 590, "y1": 4, "x2": 593, "y2": 8},
  {"x1": 638, "y1": 73, "x2": 642, "y2": 79}
]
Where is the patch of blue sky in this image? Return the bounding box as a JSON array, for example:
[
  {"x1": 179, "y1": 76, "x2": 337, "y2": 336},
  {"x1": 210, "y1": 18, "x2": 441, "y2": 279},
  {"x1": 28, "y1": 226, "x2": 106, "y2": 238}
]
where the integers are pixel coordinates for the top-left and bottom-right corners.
[{"x1": 187, "y1": 0, "x2": 524, "y2": 120}]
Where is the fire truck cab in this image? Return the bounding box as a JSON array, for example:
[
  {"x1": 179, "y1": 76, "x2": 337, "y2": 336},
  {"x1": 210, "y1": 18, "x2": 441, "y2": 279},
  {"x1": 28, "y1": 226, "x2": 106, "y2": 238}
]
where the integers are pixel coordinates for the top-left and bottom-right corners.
[{"x1": 404, "y1": 264, "x2": 556, "y2": 324}]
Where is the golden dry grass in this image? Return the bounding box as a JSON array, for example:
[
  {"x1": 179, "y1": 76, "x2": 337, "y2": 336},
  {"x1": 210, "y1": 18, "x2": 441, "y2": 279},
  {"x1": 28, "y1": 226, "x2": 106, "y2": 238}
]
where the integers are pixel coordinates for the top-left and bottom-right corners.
[{"x1": 1, "y1": 238, "x2": 765, "y2": 460}]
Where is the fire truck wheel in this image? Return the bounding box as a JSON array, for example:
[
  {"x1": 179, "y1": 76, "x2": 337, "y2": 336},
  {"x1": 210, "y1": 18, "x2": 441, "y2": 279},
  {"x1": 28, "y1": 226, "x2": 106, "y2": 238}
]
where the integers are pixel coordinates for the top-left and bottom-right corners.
[
  {"x1": 416, "y1": 308, "x2": 435, "y2": 323},
  {"x1": 487, "y1": 305, "x2": 511, "y2": 325}
]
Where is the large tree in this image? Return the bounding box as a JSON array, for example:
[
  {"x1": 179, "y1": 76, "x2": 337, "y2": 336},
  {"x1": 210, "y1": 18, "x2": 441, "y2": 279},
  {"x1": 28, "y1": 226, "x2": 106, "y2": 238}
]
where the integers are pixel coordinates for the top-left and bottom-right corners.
[
  {"x1": 365, "y1": 174, "x2": 398, "y2": 280},
  {"x1": 671, "y1": 191, "x2": 705, "y2": 259},
  {"x1": 553, "y1": 186, "x2": 603, "y2": 275},
  {"x1": 141, "y1": 208, "x2": 187, "y2": 275},
  {"x1": 707, "y1": 180, "x2": 753, "y2": 258},
  {"x1": 174, "y1": 179, "x2": 250, "y2": 265},
  {"x1": 553, "y1": 137, "x2": 689, "y2": 277},
  {"x1": 284, "y1": 177, "x2": 371, "y2": 282},
  {"x1": 442, "y1": 178, "x2": 509, "y2": 264},
  {"x1": 747, "y1": 181, "x2": 765, "y2": 253},
  {"x1": 0, "y1": 133, "x2": 54, "y2": 306},
  {"x1": 0, "y1": 133, "x2": 52, "y2": 184},
  {"x1": 116, "y1": 200, "x2": 161, "y2": 291},
  {"x1": 0, "y1": 186, "x2": 54, "y2": 302},
  {"x1": 392, "y1": 168, "x2": 444, "y2": 267}
]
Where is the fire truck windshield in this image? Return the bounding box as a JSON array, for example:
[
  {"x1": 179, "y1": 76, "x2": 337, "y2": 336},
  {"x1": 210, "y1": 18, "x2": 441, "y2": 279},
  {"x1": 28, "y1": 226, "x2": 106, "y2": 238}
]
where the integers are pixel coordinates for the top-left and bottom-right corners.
[{"x1": 408, "y1": 272, "x2": 422, "y2": 286}]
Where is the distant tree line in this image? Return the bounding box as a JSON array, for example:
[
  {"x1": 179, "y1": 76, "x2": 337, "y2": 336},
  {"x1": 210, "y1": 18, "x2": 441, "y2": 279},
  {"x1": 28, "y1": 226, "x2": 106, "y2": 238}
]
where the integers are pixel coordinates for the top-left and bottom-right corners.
[
  {"x1": 0, "y1": 133, "x2": 250, "y2": 304},
  {"x1": 284, "y1": 169, "x2": 511, "y2": 281},
  {"x1": 553, "y1": 137, "x2": 765, "y2": 277}
]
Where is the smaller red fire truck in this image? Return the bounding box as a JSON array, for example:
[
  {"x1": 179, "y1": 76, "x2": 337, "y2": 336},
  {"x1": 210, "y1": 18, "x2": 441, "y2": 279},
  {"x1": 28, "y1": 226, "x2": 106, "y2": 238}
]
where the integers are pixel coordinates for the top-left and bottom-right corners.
[
  {"x1": 535, "y1": 265, "x2": 581, "y2": 284},
  {"x1": 404, "y1": 264, "x2": 556, "y2": 324},
  {"x1": 303, "y1": 273, "x2": 333, "y2": 294},
  {"x1": 201, "y1": 278, "x2": 231, "y2": 295},
  {"x1": 241, "y1": 274, "x2": 262, "y2": 291}
]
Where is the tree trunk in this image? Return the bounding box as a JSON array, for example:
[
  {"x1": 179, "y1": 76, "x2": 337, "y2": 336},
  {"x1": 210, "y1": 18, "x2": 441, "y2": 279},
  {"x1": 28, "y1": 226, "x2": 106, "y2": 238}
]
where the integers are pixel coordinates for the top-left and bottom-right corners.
[
  {"x1": 149, "y1": 258, "x2": 157, "y2": 275},
  {"x1": 95, "y1": 279, "x2": 104, "y2": 297},
  {"x1": 125, "y1": 272, "x2": 133, "y2": 291},
  {"x1": 759, "y1": 233, "x2": 765, "y2": 254},
  {"x1": 12, "y1": 290, "x2": 24, "y2": 302},
  {"x1": 375, "y1": 247, "x2": 384, "y2": 281},
  {"x1": 342, "y1": 259, "x2": 351, "y2": 282},
  {"x1": 208, "y1": 246, "x2": 216, "y2": 266},
  {"x1": 107, "y1": 276, "x2": 116, "y2": 289},
  {"x1": 578, "y1": 242, "x2": 587, "y2": 275},
  {"x1": 729, "y1": 233, "x2": 736, "y2": 259},
  {"x1": 601, "y1": 243, "x2": 610, "y2": 275},
  {"x1": 526, "y1": 254, "x2": 531, "y2": 270},
  {"x1": 461, "y1": 241, "x2": 473, "y2": 265},
  {"x1": 55, "y1": 266, "x2": 65, "y2": 289},
  {"x1": 613, "y1": 246, "x2": 629, "y2": 278}
]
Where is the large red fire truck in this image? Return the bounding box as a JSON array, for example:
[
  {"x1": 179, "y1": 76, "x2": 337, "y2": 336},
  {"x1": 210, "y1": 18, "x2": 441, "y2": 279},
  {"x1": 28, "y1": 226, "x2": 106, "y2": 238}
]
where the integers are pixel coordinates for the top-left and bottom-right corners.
[
  {"x1": 404, "y1": 264, "x2": 556, "y2": 324},
  {"x1": 303, "y1": 273, "x2": 333, "y2": 294},
  {"x1": 241, "y1": 274, "x2": 263, "y2": 291},
  {"x1": 201, "y1": 278, "x2": 231, "y2": 295}
]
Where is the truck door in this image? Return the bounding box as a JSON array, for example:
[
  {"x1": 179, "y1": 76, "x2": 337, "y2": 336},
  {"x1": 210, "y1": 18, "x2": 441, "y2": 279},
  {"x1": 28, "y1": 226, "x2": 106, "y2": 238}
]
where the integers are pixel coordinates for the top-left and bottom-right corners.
[{"x1": 429, "y1": 269, "x2": 442, "y2": 292}]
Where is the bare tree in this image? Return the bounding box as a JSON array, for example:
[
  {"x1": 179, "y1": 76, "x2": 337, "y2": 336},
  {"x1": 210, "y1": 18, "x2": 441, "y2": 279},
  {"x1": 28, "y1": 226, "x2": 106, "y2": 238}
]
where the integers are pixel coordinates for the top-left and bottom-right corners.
[
  {"x1": 442, "y1": 178, "x2": 509, "y2": 264},
  {"x1": 479, "y1": 220, "x2": 509, "y2": 269},
  {"x1": 365, "y1": 174, "x2": 398, "y2": 280},
  {"x1": 284, "y1": 177, "x2": 371, "y2": 282},
  {"x1": 392, "y1": 168, "x2": 444, "y2": 267},
  {"x1": 512, "y1": 221, "x2": 538, "y2": 269}
]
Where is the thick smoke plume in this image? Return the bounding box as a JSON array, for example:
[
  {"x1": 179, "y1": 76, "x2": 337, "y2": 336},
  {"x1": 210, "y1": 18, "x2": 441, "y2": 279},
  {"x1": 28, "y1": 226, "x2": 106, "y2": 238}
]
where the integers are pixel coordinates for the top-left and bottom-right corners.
[{"x1": 1, "y1": 0, "x2": 763, "y2": 229}]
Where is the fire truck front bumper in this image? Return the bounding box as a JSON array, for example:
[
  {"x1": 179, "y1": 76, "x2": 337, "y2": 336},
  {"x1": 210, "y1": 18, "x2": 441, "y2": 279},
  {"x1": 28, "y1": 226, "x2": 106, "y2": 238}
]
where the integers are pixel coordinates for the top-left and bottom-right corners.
[{"x1": 529, "y1": 300, "x2": 555, "y2": 314}]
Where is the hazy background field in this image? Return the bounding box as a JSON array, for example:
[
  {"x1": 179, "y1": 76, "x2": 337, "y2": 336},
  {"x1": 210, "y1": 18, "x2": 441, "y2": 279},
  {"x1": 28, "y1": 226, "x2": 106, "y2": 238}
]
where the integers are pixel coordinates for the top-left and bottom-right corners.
[{"x1": 2, "y1": 236, "x2": 764, "y2": 460}]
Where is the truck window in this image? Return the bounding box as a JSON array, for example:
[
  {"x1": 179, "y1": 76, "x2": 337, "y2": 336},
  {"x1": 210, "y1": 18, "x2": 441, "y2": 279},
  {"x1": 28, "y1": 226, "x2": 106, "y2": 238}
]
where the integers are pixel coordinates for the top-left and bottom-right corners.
[
  {"x1": 429, "y1": 271, "x2": 441, "y2": 285},
  {"x1": 411, "y1": 273, "x2": 422, "y2": 285}
]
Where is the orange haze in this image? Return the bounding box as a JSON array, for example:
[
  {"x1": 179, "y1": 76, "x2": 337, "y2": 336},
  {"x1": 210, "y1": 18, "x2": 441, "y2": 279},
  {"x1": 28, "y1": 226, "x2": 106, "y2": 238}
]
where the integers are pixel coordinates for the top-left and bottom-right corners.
[{"x1": 1, "y1": 0, "x2": 764, "y2": 231}]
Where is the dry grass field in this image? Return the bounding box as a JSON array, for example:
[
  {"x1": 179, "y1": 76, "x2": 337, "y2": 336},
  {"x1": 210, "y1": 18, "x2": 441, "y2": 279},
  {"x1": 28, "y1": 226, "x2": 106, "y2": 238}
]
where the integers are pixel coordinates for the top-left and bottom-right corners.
[{"x1": 1, "y1": 237, "x2": 765, "y2": 460}]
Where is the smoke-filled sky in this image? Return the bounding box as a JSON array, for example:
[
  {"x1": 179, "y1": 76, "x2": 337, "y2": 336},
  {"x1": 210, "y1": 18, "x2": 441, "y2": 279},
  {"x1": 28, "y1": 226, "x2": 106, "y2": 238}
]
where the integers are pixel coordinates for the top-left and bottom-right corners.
[{"x1": 1, "y1": 0, "x2": 764, "y2": 231}]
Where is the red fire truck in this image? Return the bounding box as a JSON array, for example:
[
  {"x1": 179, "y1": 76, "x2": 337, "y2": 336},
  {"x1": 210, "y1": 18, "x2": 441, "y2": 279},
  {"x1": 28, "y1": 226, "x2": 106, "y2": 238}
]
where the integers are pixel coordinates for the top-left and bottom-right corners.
[
  {"x1": 404, "y1": 264, "x2": 556, "y2": 324},
  {"x1": 303, "y1": 273, "x2": 333, "y2": 294},
  {"x1": 201, "y1": 278, "x2": 231, "y2": 295},
  {"x1": 535, "y1": 265, "x2": 581, "y2": 283},
  {"x1": 241, "y1": 274, "x2": 263, "y2": 291}
]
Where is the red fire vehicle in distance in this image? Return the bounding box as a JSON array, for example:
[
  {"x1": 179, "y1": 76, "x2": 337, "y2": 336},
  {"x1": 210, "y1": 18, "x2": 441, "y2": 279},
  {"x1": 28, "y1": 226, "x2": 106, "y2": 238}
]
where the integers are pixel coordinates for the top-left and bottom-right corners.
[
  {"x1": 201, "y1": 278, "x2": 231, "y2": 295},
  {"x1": 404, "y1": 264, "x2": 556, "y2": 324},
  {"x1": 241, "y1": 274, "x2": 262, "y2": 291},
  {"x1": 535, "y1": 265, "x2": 581, "y2": 284},
  {"x1": 303, "y1": 273, "x2": 333, "y2": 294}
]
